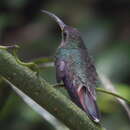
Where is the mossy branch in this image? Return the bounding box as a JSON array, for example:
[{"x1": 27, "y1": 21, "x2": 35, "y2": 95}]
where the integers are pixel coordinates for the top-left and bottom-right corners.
[
  {"x1": 0, "y1": 79, "x2": 11, "y2": 110},
  {"x1": 0, "y1": 49, "x2": 104, "y2": 130}
]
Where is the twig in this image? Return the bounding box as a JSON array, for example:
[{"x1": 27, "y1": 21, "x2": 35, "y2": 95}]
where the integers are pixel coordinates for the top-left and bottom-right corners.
[
  {"x1": 99, "y1": 73, "x2": 130, "y2": 120},
  {"x1": 96, "y1": 88, "x2": 130, "y2": 104}
]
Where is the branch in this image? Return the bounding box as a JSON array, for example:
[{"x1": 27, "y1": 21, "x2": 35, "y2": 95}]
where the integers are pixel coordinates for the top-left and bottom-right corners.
[
  {"x1": 4, "y1": 80, "x2": 67, "y2": 130},
  {"x1": 0, "y1": 49, "x2": 104, "y2": 130}
]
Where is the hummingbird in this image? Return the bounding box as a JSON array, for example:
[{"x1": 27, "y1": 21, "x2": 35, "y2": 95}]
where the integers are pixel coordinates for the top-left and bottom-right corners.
[{"x1": 42, "y1": 10, "x2": 100, "y2": 123}]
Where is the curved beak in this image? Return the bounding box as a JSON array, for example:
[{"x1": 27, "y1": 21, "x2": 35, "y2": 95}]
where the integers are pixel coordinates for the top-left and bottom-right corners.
[{"x1": 41, "y1": 10, "x2": 66, "y2": 31}]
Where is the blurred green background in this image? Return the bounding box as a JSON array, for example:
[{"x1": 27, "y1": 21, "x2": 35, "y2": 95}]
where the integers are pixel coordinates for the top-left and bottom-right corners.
[{"x1": 0, "y1": 0, "x2": 130, "y2": 130}]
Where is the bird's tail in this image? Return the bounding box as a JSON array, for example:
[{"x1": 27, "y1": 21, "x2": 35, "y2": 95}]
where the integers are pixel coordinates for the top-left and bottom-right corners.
[{"x1": 77, "y1": 86, "x2": 100, "y2": 123}]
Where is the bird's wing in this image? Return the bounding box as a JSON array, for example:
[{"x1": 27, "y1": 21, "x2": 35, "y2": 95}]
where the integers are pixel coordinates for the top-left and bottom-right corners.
[
  {"x1": 86, "y1": 54, "x2": 98, "y2": 85},
  {"x1": 55, "y1": 58, "x2": 66, "y2": 83}
]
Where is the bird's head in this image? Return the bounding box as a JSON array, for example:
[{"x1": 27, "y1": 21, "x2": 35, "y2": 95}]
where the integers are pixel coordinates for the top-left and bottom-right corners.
[{"x1": 42, "y1": 10, "x2": 83, "y2": 48}]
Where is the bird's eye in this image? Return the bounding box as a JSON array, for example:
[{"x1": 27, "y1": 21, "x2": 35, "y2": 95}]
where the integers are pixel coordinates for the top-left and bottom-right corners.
[{"x1": 63, "y1": 32, "x2": 67, "y2": 41}]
